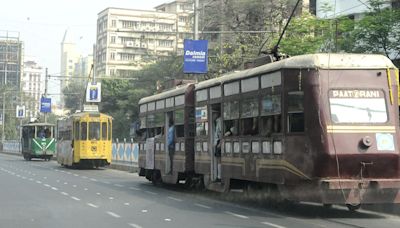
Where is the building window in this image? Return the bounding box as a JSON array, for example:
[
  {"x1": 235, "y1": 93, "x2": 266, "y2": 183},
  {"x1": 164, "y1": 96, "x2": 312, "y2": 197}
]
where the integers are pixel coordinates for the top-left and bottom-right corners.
[
  {"x1": 110, "y1": 36, "x2": 116, "y2": 44},
  {"x1": 110, "y1": 52, "x2": 115, "y2": 60},
  {"x1": 158, "y1": 40, "x2": 173, "y2": 47},
  {"x1": 122, "y1": 20, "x2": 138, "y2": 28},
  {"x1": 111, "y1": 20, "x2": 116, "y2": 27},
  {"x1": 158, "y1": 23, "x2": 173, "y2": 31},
  {"x1": 179, "y1": 16, "x2": 187, "y2": 23},
  {"x1": 109, "y1": 69, "x2": 115, "y2": 76}
]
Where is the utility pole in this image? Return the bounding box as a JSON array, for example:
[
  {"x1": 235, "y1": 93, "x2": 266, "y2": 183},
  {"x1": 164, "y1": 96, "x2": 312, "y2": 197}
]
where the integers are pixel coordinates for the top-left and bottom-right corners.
[
  {"x1": 1, "y1": 92, "x2": 5, "y2": 143},
  {"x1": 44, "y1": 67, "x2": 48, "y2": 123},
  {"x1": 194, "y1": 0, "x2": 199, "y2": 40}
]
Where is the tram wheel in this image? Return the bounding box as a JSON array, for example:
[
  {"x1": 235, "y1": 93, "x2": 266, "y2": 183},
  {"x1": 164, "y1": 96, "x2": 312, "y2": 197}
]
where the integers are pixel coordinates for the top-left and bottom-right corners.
[{"x1": 346, "y1": 203, "x2": 361, "y2": 212}]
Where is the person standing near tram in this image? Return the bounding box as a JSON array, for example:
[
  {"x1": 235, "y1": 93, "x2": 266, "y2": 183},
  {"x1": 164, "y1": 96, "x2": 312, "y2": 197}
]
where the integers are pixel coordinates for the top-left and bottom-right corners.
[
  {"x1": 167, "y1": 117, "x2": 175, "y2": 174},
  {"x1": 213, "y1": 111, "x2": 222, "y2": 181}
]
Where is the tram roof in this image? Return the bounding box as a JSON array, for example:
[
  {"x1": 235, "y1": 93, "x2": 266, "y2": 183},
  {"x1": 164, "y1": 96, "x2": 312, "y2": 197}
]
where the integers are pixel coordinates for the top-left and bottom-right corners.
[
  {"x1": 139, "y1": 83, "x2": 193, "y2": 105},
  {"x1": 22, "y1": 122, "x2": 55, "y2": 127},
  {"x1": 70, "y1": 111, "x2": 112, "y2": 119},
  {"x1": 195, "y1": 53, "x2": 396, "y2": 90}
]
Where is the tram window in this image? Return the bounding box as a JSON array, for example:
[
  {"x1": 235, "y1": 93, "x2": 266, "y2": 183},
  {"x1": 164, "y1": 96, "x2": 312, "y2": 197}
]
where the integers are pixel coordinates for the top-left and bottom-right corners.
[
  {"x1": 74, "y1": 122, "x2": 79, "y2": 140},
  {"x1": 81, "y1": 122, "x2": 88, "y2": 140},
  {"x1": 139, "y1": 104, "x2": 147, "y2": 113},
  {"x1": 89, "y1": 122, "x2": 101, "y2": 140},
  {"x1": 175, "y1": 95, "x2": 184, "y2": 106},
  {"x1": 108, "y1": 120, "x2": 112, "y2": 140},
  {"x1": 288, "y1": 113, "x2": 304, "y2": 132},
  {"x1": 224, "y1": 119, "x2": 239, "y2": 136},
  {"x1": 166, "y1": 97, "x2": 174, "y2": 107},
  {"x1": 224, "y1": 81, "x2": 240, "y2": 96},
  {"x1": 196, "y1": 122, "x2": 208, "y2": 136},
  {"x1": 176, "y1": 125, "x2": 184, "y2": 138},
  {"x1": 260, "y1": 115, "x2": 281, "y2": 136},
  {"x1": 241, "y1": 77, "x2": 259, "y2": 93},
  {"x1": 261, "y1": 95, "x2": 281, "y2": 115},
  {"x1": 241, "y1": 118, "x2": 258, "y2": 135},
  {"x1": 196, "y1": 106, "x2": 208, "y2": 136},
  {"x1": 287, "y1": 92, "x2": 304, "y2": 133},
  {"x1": 241, "y1": 98, "x2": 259, "y2": 135},
  {"x1": 102, "y1": 122, "x2": 107, "y2": 140},
  {"x1": 148, "y1": 102, "x2": 155, "y2": 111},
  {"x1": 196, "y1": 89, "x2": 208, "y2": 102},
  {"x1": 223, "y1": 101, "x2": 239, "y2": 120},
  {"x1": 210, "y1": 86, "x2": 221, "y2": 99},
  {"x1": 261, "y1": 71, "x2": 281, "y2": 88}
]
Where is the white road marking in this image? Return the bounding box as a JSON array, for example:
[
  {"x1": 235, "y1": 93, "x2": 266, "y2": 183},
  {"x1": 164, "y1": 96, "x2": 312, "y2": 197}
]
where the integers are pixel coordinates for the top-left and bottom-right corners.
[
  {"x1": 129, "y1": 187, "x2": 140, "y2": 191},
  {"x1": 124, "y1": 203, "x2": 130, "y2": 206},
  {"x1": 87, "y1": 203, "x2": 99, "y2": 208},
  {"x1": 128, "y1": 223, "x2": 143, "y2": 228},
  {"x1": 90, "y1": 178, "x2": 97, "y2": 181},
  {"x1": 56, "y1": 180, "x2": 60, "y2": 182},
  {"x1": 168, "y1": 196, "x2": 183, "y2": 202},
  {"x1": 261, "y1": 222, "x2": 287, "y2": 228},
  {"x1": 61, "y1": 192, "x2": 69, "y2": 196},
  {"x1": 74, "y1": 174, "x2": 79, "y2": 177},
  {"x1": 164, "y1": 218, "x2": 172, "y2": 222},
  {"x1": 84, "y1": 188, "x2": 88, "y2": 191},
  {"x1": 145, "y1": 190, "x2": 157, "y2": 195},
  {"x1": 64, "y1": 182, "x2": 68, "y2": 185},
  {"x1": 73, "y1": 185, "x2": 77, "y2": 188},
  {"x1": 71, "y1": 196, "x2": 81, "y2": 201},
  {"x1": 21, "y1": 176, "x2": 26, "y2": 179},
  {"x1": 141, "y1": 210, "x2": 148, "y2": 213},
  {"x1": 51, "y1": 187, "x2": 58, "y2": 191},
  {"x1": 16, "y1": 174, "x2": 21, "y2": 177},
  {"x1": 106, "y1": 211, "x2": 121, "y2": 218},
  {"x1": 43, "y1": 177, "x2": 47, "y2": 179},
  {"x1": 224, "y1": 211, "x2": 249, "y2": 219},
  {"x1": 114, "y1": 184, "x2": 124, "y2": 187},
  {"x1": 194, "y1": 203, "x2": 211, "y2": 209},
  {"x1": 109, "y1": 197, "x2": 114, "y2": 200},
  {"x1": 36, "y1": 181, "x2": 42, "y2": 184},
  {"x1": 44, "y1": 184, "x2": 51, "y2": 188},
  {"x1": 29, "y1": 178, "x2": 34, "y2": 181},
  {"x1": 96, "y1": 192, "x2": 101, "y2": 195}
]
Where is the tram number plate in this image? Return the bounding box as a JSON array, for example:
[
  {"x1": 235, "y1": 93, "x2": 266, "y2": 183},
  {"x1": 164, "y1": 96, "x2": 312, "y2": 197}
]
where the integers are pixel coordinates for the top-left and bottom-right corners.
[{"x1": 91, "y1": 146, "x2": 97, "y2": 154}]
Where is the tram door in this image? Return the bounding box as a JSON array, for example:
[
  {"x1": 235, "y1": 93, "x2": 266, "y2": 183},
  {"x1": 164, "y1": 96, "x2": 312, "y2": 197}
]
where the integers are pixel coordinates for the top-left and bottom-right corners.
[{"x1": 210, "y1": 104, "x2": 221, "y2": 181}]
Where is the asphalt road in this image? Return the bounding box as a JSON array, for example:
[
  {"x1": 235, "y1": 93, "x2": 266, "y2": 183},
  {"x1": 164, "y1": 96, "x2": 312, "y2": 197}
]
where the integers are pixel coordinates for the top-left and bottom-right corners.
[{"x1": 1, "y1": 153, "x2": 400, "y2": 228}]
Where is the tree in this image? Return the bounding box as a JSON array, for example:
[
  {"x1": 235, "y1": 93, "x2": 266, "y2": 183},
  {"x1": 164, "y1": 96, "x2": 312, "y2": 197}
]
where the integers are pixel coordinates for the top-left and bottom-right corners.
[
  {"x1": 62, "y1": 79, "x2": 85, "y2": 113},
  {"x1": 352, "y1": 0, "x2": 400, "y2": 61},
  {"x1": 278, "y1": 12, "x2": 354, "y2": 56},
  {"x1": 100, "y1": 55, "x2": 184, "y2": 139}
]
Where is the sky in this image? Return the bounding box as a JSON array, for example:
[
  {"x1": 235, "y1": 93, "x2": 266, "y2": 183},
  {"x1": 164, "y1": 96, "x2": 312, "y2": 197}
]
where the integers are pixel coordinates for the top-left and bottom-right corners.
[{"x1": 0, "y1": 0, "x2": 168, "y2": 102}]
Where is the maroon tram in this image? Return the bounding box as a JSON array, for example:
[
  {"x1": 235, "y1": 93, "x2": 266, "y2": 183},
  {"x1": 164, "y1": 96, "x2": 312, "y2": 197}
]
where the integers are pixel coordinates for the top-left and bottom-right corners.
[{"x1": 137, "y1": 53, "x2": 400, "y2": 211}]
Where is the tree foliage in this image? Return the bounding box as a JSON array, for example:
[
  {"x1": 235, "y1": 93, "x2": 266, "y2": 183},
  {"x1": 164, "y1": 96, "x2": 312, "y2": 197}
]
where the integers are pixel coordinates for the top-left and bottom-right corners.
[
  {"x1": 352, "y1": 0, "x2": 400, "y2": 60},
  {"x1": 62, "y1": 79, "x2": 85, "y2": 113},
  {"x1": 99, "y1": 55, "x2": 184, "y2": 139}
]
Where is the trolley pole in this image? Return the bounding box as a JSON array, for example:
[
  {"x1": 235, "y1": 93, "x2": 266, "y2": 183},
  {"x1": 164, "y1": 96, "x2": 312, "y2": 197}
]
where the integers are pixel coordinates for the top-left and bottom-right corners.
[
  {"x1": 1, "y1": 92, "x2": 5, "y2": 143},
  {"x1": 44, "y1": 67, "x2": 48, "y2": 123}
]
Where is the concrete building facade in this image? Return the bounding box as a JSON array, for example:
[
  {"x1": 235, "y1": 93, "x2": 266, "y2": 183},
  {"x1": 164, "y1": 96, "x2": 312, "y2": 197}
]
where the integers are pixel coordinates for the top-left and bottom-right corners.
[
  {"x1": 60, "y1": 29, "x2": 80, "y2": 91},
  {"x1": 95, "y1": 0, "x2": 193, "y2": 78},
  {"x1": 21, "y1": 61, "x2": 43, "y2": 118},
  {"x1": 0, "y1": 31, "x2": 23, "y2": 88}
]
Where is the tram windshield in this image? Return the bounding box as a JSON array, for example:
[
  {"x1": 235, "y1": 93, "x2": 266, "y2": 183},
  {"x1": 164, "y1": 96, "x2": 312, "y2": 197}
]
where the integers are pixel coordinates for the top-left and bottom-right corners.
[
  {"x1": 329, "y1": 90, "x2": 387, "y2": 123},
  {"x1": 89, "y1": 122, "x2": 101, "y2": 140}
]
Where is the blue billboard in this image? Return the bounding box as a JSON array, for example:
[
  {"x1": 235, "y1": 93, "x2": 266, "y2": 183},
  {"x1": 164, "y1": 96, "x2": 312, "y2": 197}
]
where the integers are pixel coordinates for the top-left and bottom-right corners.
[
  {"x1": 40, "y1": 97, "x2": 51, "y2": 113},
  {"x1": 183, "y1": 39, "x2": 208, "y2": 74}
]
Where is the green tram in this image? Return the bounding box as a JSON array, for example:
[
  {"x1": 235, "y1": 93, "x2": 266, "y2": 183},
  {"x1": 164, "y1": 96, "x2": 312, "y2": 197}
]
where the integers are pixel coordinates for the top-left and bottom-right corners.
[{"x1": 21, "y1": 123, "x2": 56, "y2": 161}]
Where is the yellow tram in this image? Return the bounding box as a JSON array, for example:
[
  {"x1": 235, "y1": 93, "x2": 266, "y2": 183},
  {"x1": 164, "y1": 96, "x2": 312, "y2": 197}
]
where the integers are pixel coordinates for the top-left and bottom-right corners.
[{"x1": 57, "y1": 111, "x2": 112, "y2": 168}]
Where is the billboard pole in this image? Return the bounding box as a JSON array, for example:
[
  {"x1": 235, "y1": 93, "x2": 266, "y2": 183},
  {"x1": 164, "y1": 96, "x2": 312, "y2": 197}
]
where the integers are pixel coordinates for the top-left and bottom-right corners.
[{"x1": 44, "y1": 67, "x2": 48, "y2": 123}]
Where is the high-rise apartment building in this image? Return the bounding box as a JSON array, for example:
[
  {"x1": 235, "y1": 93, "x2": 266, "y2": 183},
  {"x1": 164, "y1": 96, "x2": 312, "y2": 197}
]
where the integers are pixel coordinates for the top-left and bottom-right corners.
[
  {"x1": 60, "y1": 29, "x2": 80, "y2": 91},
  {"x1": 21, "y1": 61, "x2": 43, "y2": 118},
  {"x1": 95, "y1": 0, "x2": 193, "y2": 78},
  {"x1": 0, "y1": 31, "x2": 23, "y2": 88}
]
